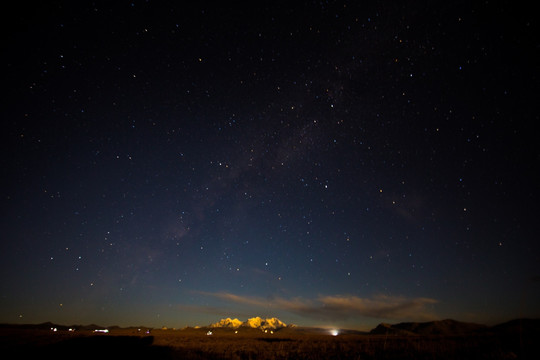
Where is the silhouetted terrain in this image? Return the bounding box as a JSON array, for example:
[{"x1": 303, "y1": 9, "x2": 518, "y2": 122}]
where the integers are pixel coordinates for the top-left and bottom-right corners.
[
  {"x1": 370, "y1": 319, "x2": 488, "y2": 335},
  {"x1": 34, "y1": 336, "x2": 170, "y2": 359},
  {"x1": 2, "y1": 319, "x2": 539, "y2": 359}
]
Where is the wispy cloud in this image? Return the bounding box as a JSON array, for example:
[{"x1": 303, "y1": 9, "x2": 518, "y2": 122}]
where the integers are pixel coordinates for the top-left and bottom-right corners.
[
  {"x1": 195, "y1": 291, "x2": 438, "y2": 322},
  {"x1": 196, "y1": 291, "x2": 272, "y2": 307},
  {"x1": 315, "y1": 294, "x2": 438, "y2": 320}
]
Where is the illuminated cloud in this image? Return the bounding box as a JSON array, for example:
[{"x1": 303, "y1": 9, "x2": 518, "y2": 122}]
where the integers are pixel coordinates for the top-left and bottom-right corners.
[
  {"x1": 198, "y1": 291, "x2": 438, "y2": 322},
  {"x1": 198, "y1": 291, "x2": 272, "y2": 307},
  {"x1": 316, "y1": 294, "x2": 438, "y2": 320}
]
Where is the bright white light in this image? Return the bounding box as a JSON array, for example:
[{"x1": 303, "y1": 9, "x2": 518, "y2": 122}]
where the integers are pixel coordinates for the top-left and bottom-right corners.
[{"x1": 330, "y1": 329, "x2": 339, "y2": 336}]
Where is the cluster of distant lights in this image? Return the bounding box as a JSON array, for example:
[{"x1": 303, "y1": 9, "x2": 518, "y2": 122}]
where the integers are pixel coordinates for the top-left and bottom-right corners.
[
  {"x1": 50, "y1": 327, "x2": 340, "y2": 336},
  {"x1": 50, "y1": 327, "x2": 76, "y2": 332},
  {"x1": 207, "y1": 329, "x2": 339, "y2": 336},
  {"x1": 206, "y1": 329, "x2": 277, "y2": 336},
  {"x1": 50, "y1": 327, "x2": 109, "y2": 333}
]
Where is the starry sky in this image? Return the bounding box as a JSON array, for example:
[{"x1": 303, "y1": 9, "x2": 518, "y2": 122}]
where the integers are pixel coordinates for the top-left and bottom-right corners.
[{"x1": 1, "y1": 1, "x2": 539, "y2": 330}]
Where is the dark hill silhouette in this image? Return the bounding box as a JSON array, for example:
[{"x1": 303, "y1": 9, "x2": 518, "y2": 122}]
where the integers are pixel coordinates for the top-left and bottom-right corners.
[
  {"x1": 370, "y1": 323, "x2": 417, "y2": 336},
  {"x1": 0, "y1": 322, "x2": 106, "y2": 331},
  {"x1": 394, "y1": 319, "x2": 487, "y2": 335},
  {"x1": 371, "y1": 319, "x2": 488, "y2": 335},
  {"x1": 490, "y1": 318, "x2": 540, "y2": 337}
]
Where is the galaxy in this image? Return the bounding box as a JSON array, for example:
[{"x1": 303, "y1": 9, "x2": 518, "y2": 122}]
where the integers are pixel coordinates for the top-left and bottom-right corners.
[{"x1": 1, "y1": 1, "x2": 539, "y2": 330}]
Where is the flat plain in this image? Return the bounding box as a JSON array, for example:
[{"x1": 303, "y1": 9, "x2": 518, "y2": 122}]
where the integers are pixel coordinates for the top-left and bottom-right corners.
[{"x1": 1, "y1": 321, "x2": 539, "y2": 359}]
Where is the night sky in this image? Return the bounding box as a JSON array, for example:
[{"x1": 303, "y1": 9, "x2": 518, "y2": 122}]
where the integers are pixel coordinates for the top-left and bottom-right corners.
[{"x1": 2, "y1": 1, "x2": 539, "y2": 330}]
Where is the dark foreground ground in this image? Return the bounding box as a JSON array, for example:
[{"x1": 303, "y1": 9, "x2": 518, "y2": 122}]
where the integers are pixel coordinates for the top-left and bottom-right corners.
[{"x1": 1, "y1": 326, "x2": 539, "y2": 360}]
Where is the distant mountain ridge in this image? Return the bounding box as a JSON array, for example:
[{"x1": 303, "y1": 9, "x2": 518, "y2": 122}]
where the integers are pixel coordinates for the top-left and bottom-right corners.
[
  {"x1": 3, "y1": 318, "x2": 539, "y2": 337},
  {"x1": 210, "y1": 318, "x2": 244, "y2": 328},
  {"x1": 0, "y1": 322, "x2": 107, "y2": 331},
  {"x1": 210, "y1": 317, "x2": 289, "y2": 330},
  {"x1": 370, "y1": 319, "x2": 491, "y2": 336}
]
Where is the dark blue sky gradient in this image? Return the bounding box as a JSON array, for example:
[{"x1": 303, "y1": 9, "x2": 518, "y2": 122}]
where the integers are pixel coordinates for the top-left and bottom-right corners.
[{"x1": 1, "y1": 1, "x2": 539, "y2": 330}]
